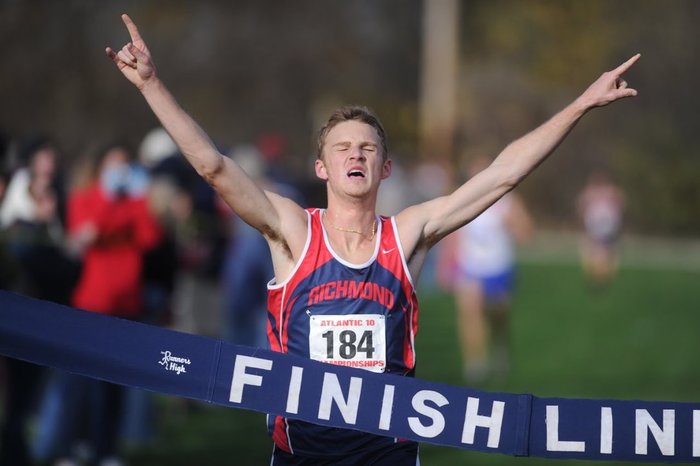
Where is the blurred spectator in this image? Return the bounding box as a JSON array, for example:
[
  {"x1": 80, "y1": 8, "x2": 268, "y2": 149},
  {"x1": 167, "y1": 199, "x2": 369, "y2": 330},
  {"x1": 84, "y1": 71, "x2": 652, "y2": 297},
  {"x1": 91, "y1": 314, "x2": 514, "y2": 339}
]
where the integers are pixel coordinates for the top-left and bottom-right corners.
[
  {"x1": 439, "y1": 156, "x2": 533, "y2": 385},
  {"x1": 68, "y1": 142, "x2": 160, "y2": 317},
  {"x1": 0, "y1": 135, "x2": 77, "y2": 466},
  {"x1": 577, "y1": 170, "x2": 626, "y2": 287},
  {"x1": 167, "y1": 184, "x2": 227, "y2": 338},
  {"x1": 34, "y1": 142, "x2": 161, "y2": 466},
  {"x1": 137, "y1": 128, "x2": 181, "y2": 328},
  {"x1": 221, "y1": 144, "x2": 302, "y2": 348},
  {"x1": 256, "y1": 132, "x2": 292, "y2": 186},
  {"x1": 138, "y1": 127, "x2": 178, "y2": 172},
  {"x1": 137, "y1": 127, "x2": 195, "y2": 329},
  {"x1": 0, "y1": 136, "x2": 76, "y2": 302},
  {"x1": 1, "y1": 136, "x2": 63, "y2": 228},
  {"x1": 115, "y1": 129, "x2": 181, "y2": 449},
  {"x1": 139, "y1": 128, "x2": 228, "y2": 339}
]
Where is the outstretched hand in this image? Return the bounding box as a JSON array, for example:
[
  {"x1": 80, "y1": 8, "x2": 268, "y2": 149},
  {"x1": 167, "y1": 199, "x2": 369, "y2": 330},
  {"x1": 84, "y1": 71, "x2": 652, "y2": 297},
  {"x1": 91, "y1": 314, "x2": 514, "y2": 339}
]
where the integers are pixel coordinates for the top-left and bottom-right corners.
[
  {"x1": 578, "y1": 53, "x2": 641, "y2": 109},
  {"x1": 106, "y1": 14, "x2": 156, "y2": 90}
]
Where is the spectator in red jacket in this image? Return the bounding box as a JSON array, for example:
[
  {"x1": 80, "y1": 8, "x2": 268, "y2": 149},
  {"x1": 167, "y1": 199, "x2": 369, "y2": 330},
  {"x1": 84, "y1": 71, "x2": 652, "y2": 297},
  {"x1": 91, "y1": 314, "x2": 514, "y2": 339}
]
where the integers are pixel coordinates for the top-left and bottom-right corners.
[
  {"x1": 35, "y1": 142, "x2": 161, "y2": 466},
  {"x1": 68, "y1": 142, "x2": 161, "y2": 317}
]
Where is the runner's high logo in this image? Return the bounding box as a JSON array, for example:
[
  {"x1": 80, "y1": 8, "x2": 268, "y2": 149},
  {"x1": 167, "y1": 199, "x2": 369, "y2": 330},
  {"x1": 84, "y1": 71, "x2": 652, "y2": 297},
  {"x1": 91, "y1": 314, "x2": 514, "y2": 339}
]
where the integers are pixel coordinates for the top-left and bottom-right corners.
[{"x1": 159, "y1": 350, "x2": 191, "y2": 375}]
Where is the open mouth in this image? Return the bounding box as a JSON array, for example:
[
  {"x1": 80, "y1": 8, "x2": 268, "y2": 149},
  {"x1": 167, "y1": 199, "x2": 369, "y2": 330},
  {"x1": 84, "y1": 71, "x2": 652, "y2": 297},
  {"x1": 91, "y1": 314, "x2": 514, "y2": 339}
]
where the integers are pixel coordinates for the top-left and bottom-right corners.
[{"x1": 347, "y1": 169, "x2": 366, "y2": 178}]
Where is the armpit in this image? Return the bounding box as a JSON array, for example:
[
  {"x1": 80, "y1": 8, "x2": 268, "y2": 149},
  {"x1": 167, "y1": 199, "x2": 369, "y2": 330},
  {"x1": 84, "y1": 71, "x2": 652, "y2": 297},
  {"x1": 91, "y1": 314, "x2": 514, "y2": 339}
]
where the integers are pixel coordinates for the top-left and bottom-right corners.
[{"x1": 260, "y1": 223, "x2": 293, "y2": 260}]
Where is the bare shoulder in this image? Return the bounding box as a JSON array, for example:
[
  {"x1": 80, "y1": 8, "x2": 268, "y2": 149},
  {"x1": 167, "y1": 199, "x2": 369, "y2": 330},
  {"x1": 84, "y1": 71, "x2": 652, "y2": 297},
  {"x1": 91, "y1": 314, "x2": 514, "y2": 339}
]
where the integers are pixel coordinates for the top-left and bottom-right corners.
[
  {"x1": 394, "y1": 201, "x2": 444, "y2": 282},
  {"x1": 394, "y1": 200, "x2": 440, "y2": 258}
]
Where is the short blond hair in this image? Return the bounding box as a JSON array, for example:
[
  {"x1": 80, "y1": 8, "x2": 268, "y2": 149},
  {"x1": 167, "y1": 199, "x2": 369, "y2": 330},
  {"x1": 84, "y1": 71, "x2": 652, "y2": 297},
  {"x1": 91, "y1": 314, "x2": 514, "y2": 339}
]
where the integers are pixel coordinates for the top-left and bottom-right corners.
[{"x1": 317, "y1": 105, "x2": 388, "y2": 160}]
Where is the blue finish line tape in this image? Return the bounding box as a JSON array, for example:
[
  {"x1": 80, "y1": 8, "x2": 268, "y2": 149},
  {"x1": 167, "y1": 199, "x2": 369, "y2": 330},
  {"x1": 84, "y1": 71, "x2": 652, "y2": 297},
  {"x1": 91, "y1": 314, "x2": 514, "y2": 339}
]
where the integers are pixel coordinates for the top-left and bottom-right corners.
[{"x1": 1, "y1": 290, "x2": 698, "y2": 462}]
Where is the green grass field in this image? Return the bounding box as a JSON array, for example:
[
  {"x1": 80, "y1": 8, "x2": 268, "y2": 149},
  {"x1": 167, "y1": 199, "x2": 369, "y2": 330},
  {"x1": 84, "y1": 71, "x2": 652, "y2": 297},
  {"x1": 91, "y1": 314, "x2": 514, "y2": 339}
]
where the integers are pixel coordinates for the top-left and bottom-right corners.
[{"x1": 127, "y1": 262, "x2": 700, "y2": 465}]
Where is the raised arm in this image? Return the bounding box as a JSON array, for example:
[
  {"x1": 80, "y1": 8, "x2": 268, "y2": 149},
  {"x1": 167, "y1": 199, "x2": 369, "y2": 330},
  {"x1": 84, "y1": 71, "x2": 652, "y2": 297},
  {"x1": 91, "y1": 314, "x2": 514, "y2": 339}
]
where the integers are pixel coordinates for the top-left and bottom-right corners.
[
  {"x1": 398, "y1": 54, "x2": 640, "y2": 257},
  {"x1": 106, "y1": 14, "x2": 307, "y2": 272}
]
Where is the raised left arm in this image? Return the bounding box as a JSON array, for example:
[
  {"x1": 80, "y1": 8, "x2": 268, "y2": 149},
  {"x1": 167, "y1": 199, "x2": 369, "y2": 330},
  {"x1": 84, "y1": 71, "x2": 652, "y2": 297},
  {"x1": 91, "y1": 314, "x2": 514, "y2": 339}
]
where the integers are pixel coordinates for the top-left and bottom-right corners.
[{"x1": 397, "y1": 54, "x2": 640, "y2": 257}]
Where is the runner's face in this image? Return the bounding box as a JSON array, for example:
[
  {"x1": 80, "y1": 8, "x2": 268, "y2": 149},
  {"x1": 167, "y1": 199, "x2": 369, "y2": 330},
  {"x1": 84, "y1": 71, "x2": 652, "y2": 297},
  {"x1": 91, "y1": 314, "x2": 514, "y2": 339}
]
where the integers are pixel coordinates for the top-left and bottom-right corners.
[{"x1": 315, "y1": 120, "x2": 391, "y2": 199}]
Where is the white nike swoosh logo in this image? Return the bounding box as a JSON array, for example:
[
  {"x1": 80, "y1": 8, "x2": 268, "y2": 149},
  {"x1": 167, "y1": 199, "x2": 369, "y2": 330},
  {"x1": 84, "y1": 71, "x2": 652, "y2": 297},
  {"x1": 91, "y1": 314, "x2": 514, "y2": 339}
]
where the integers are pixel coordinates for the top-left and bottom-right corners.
[{"x1": 381, "y1": 248, "x2": 395, "y2": 254}]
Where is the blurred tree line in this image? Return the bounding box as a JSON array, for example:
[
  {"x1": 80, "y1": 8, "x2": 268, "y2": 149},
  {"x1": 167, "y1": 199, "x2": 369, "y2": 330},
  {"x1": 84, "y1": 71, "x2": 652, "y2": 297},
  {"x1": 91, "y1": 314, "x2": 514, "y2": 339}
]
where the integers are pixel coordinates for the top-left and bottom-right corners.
[
  {"x1": 457, "y1": 0, "x2": 700, "y2": 236},
  {"x1": 1, "y1": 0, "x2": 699, "y2": 235}
]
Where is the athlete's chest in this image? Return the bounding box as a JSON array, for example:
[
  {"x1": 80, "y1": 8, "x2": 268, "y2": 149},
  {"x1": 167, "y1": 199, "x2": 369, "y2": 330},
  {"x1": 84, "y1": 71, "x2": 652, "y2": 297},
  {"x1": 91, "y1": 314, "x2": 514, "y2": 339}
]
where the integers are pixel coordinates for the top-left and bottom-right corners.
[
  {"x1": 300, "y1": 259, "x2": 405, "y2": 314},
  {"x1": 296, "y1": 260, "x2": 410, "y2": 373}
]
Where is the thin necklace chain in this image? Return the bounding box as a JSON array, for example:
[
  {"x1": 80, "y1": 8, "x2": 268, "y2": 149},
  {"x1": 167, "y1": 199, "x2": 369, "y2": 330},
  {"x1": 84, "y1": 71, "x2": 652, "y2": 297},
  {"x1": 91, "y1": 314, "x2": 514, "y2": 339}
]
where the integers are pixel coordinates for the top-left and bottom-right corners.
[{"x1": 323, "y1": 212, "x2": 377, "y2": 241}]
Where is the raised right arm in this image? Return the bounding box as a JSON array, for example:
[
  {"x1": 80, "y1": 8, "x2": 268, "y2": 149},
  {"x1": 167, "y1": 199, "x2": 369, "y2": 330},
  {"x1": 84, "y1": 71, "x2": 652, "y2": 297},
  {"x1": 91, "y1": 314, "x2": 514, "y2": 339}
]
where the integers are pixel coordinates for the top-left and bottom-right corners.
[{"x1": 106, "y1": 15, "x2": 307, "y2": 271}]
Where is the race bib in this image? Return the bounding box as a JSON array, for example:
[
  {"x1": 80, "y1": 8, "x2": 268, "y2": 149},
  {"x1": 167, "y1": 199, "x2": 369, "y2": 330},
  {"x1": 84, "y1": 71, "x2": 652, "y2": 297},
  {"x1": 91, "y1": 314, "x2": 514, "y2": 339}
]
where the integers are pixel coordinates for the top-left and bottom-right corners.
[{"x1": 309, "y1": 314, "x2": 386, "y2": 373}]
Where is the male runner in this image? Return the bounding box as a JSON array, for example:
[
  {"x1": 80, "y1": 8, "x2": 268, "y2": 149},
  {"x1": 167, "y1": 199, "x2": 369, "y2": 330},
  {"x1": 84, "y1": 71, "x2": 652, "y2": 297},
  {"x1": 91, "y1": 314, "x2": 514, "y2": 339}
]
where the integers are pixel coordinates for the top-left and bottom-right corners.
[{"x1": 106, "y1": 13, "x2": 639, "y2": 465}]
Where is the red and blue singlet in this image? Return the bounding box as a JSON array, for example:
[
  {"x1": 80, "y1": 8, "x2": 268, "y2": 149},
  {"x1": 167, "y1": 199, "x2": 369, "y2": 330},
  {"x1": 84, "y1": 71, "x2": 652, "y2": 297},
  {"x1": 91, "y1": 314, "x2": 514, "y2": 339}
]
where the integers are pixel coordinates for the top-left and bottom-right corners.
[{"x1": 266, "y1": 208, "x2": 420, "y2": 457}]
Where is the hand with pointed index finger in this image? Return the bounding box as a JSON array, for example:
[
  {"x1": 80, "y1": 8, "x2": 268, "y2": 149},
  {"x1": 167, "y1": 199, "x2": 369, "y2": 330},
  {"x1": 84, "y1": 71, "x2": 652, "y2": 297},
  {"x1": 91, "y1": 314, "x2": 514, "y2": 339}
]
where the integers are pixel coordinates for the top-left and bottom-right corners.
[
  {"x1": 105, "y1": 14, "x2": 157, "y2": 90},
  {"x1": 577, "y1": 53, "x2": 641, "y2": 109}
]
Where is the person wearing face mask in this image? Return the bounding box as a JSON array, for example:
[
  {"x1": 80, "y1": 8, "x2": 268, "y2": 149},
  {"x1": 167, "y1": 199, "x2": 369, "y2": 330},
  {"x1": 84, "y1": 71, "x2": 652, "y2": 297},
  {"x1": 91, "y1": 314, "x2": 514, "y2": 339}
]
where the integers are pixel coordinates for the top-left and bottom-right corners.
[
  {"x1": 33, "y1": 142, "x2": 161, "y2": 466},
  {"x1": 67, "y1": 143, "x2": 159, "y2": 318}
]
